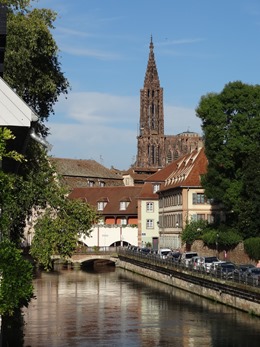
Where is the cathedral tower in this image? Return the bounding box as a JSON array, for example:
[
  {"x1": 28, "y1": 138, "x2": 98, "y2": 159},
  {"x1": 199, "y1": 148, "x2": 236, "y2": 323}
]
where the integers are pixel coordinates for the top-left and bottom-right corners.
[
  {"x1": 136, "y1": 37, "x2": 166, "y2": 170},
  {"x1": 134, "y1": 37, "x2": 203, "y2": 173}
]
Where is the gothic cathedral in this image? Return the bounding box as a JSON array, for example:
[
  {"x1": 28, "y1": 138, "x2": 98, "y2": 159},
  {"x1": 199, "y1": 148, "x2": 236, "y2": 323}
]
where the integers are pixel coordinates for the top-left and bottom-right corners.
[{"x1": 135, "y1": 37, "x2": 203, "y2": 172}]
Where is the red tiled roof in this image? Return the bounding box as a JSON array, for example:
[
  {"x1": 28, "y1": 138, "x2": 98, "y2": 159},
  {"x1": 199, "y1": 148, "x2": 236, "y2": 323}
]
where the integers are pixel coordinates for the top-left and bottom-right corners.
[
  {"x1": 139, "y1": 182, "x2": 159, "y2": 200},
  {"x1": 69, "y1": 186, "x2": 143, "y2": 215},
  {"x1": 159, "y1": 147, "x2": 207, "y2": 191}
]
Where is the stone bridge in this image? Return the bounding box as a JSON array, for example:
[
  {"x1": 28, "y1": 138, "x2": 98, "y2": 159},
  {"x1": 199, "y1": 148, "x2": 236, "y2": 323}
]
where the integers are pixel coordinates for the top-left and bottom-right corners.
[{"x1": 68, "y1": 252, "x2": 119, "y2": 266}]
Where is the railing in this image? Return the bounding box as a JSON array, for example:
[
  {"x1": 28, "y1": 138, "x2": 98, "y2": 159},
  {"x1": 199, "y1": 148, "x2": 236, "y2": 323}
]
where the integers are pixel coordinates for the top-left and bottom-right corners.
[
  {"x1": 119, "y1": 247, "x2": 260, "y2": 289},
  {"x1": 74, "y1": 246, "x2": 119, "y2": 255}
]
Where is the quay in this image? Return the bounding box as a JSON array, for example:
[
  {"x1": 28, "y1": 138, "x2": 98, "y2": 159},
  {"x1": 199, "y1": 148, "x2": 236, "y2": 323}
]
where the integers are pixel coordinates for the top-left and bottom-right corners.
[{"x1": 66, "y1": 247, "x2": 260, "y2": 316}]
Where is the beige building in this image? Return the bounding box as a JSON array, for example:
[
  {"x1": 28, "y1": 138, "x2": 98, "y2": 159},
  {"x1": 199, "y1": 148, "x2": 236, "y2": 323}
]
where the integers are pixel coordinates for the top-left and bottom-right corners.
[
  {"x1": 138, "y1": 182, "x2": 160, "y2": 249},
  {"x1": 145, "y1": 147, "x2": 224, "y2": 249}
]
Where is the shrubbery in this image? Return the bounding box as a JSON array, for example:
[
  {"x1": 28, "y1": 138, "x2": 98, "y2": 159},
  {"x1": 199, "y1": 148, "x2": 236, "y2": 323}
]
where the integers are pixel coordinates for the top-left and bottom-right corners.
[{"x1": 244, "y1": 237, "x2": 260, "y2": 261}]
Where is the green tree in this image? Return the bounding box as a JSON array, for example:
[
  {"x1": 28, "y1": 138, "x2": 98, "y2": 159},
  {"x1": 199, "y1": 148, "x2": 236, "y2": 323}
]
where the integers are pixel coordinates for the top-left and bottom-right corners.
[
  {"x1": 0, "y1": 240, "x2": 33, "y2": 316},
  {"x1": 0, "y1": 127, "x2": 24, "y2": 163},
  {"x1": 196, "y1": 81, "x2": 260, "y2": 237},
  {"x1": 181, "y1": 220, "x2": 207, "y2": 245},
  {"x1": 3, "y1": 0, "x2": 70, "y2": 136},
  {"x1": 237, "y1": 150, "x2": 260, "y2": 237},
  {"x1": 0, "y1": 0, "x2": 74, "y2": 317},
  {"x1": 30, "y1": 199, "x2": 98, "y2": 271}
]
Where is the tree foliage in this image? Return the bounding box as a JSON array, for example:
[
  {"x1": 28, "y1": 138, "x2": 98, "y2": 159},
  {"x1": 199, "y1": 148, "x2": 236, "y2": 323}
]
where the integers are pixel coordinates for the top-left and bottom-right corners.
[
  {"x1": 30, "y1": 200, "x2": 98, "y2": 271},
  {"x1": 244, "y1": 237, "x2": 260, "y2": 261},
  {"x1": 201, "y1": 229, "x2": 241, "y2": 248},
  {"x1": 0, "y1": 0, "x2": 74, "y2": 316},
  {"x1": 181, "y1": 220, "x2": 207, "y2": 244},
  {"x1": 0, "y1": 240, "x2": 33, "y2": 316},
  {"x1": 0, "y1": 127, "x2": 24, "y2": 162},
  {"x1": 196, "y1": 81, "x2": 260, "y2": 238},
  {"x1": 3, "y1": 1, "x2": 70, "y2": 136}
]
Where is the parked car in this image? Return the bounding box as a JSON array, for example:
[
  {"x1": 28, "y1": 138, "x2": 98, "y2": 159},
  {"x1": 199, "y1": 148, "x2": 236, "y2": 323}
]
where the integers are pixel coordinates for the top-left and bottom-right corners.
[
  {"x1": 198, "y1": 256, "x2": 219, "y2": 273},
  {"x1": 215, "y1": 262, "x2": 237, "y2": 279},
  {"x1": 209, "y1": 260, "x2": 227, "y2": 274},
  {"x1": 166, "y1": 250, "x2": 181, "y2": 262},
  {"x1": 180, "y1": 252, "x2": 198, "y2": 267},
  {"x1": 235, "y1": 264, "x2": 255, "y2": 274},
  {"x1": 243, "y1": 267, "x2": 260, "y2": 286},
  {"x1": 158, "y1": 248, "x2": 172, "y2": 259},
  {"x1": 139, "y1": 247, "x2": 151, "y2": 255}
]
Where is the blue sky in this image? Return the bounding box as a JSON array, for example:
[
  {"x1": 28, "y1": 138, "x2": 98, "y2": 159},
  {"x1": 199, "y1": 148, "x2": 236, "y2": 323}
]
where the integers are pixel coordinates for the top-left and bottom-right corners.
[{"x1": 35, "y1": 0, "x2": 260, "y2": 170}]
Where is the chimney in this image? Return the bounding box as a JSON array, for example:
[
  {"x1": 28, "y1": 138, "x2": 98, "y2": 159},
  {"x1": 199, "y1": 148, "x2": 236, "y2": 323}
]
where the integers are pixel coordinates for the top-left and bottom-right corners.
[{"x1": 0, "y1": 4, "x2": 7, "y2": 78}]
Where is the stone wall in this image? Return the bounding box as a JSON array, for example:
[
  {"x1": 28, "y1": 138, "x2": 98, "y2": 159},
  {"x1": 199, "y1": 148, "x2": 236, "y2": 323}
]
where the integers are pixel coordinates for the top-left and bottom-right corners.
[{"x1": 117, "y1": 259, "x2": 260, "y2": 316}]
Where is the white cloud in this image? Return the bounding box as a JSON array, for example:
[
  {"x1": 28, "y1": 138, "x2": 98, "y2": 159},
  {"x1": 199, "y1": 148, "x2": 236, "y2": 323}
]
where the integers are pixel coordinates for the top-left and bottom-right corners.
[
  {"x1": 60, "y1": 45, "x2": 121, "y2": 60},
  {"x1": 157, "y1": 38, "x2": 205, "y2": 46},
  {"x1": 48, "y1": 92, "x2": 202, "y2": 170}
]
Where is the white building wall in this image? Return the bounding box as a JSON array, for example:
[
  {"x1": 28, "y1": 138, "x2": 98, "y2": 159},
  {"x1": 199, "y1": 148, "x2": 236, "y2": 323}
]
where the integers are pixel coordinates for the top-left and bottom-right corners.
[{"x1": 79, "y1": 225, "x2": 138, "y2": 248}]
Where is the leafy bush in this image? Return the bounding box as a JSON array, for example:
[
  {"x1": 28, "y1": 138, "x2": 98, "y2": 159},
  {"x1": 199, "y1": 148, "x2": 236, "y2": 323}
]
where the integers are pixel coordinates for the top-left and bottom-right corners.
[
  {"x1": 202, "y1": 229, "x2": 241, "y2": 247},
  {"x1": 181, "y1": 220, "x2": 207, "y2": 244},
  {"x1": 244, "y1": 237, "x2": 260, "y2": 261}
]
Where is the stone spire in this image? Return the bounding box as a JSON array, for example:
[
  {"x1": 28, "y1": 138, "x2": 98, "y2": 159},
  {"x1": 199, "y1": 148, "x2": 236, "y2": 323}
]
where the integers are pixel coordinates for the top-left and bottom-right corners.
[
  {"x1": 144, "y1": 35, "x2": 160, "y2": 87},
  {"x1": 135, "y1": 37, "x2": 165, "y2": 170}
]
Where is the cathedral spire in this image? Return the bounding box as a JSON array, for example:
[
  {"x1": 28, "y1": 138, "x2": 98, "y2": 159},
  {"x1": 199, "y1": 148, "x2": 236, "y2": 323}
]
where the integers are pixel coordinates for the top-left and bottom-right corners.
[{"x1": 144, "y1": 35, "x2": 159, "y2": 87}]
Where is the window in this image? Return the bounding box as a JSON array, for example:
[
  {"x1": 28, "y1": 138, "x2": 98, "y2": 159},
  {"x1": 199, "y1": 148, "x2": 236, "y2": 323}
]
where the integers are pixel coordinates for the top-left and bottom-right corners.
[
  {"x1": 146, "y1": 202, "x2": 154, "y2": 212},
  {"x1": 153, "y1": 184, "x2": 160, "y2": 193},
  {"x1": 99, "y1": 181, "x2": 105, "y2": 187},
  {"x1": 146, "y1": 219, "x2": 154, "y2": 228},
  {"x1": 120, "y1": 201, "x2": 129, "y2": 210},
  {"x1": 121, "y1": 218, "x2": 127, "y2": 225},
  {"x1": 97, "y1": 202, "x2": 106, "y2": 211},
  {"x1": 207, "y1": 214, "x2": 215, "y2": 223},
  {"x1": 88, "y1": 180, "x2": 94, "y2": 187},
  {"x1": 192, "y1": 193, "x2": 205, "y2": 204}
]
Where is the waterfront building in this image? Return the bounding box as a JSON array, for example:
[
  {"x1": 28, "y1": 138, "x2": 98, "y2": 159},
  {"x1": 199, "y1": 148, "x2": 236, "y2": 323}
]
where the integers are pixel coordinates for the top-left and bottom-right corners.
[
  {"x1": 144, "y1": 147, "x2": 224, "y2": 249},
  {"x1": 68, "y1": 186, "x2": 143, "y2": 248}
]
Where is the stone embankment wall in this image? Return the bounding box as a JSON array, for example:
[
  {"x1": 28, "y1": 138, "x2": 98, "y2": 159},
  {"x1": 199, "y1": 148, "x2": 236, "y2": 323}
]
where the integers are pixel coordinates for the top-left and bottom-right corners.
[
  {"x1": 187, "y1": 241, "x2": 256, "y2": 266},
  {"x1": 117, "y1": 259, "x2": 260, "y2": 317}
]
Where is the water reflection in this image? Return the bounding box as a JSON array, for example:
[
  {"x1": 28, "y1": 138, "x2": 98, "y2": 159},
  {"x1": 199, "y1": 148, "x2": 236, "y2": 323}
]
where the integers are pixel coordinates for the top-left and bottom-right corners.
[{"x1": 19, "y1": 266, "x2": 260, "y2": 347}]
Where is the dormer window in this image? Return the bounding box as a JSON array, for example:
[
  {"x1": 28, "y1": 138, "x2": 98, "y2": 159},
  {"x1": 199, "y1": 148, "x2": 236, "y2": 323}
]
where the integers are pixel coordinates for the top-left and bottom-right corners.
[
  {"x1": 153, "y1": 184, "x2": 160, "y2": 193},
  {"x1": 97, "y1": 197, "x2": 108, "y2": 211},
  {"x1": 120, "y1": 201, "x2": 129, "y2": 210},
  {"x1": 97, "y1": 202, "x2": 106, "y2": 211}
]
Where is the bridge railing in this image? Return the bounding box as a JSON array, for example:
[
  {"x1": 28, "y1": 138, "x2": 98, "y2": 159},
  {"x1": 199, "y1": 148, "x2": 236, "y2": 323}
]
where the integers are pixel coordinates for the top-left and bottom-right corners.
[{"x1": 74, "y1": 246, "x2": 119, "y2": 255}]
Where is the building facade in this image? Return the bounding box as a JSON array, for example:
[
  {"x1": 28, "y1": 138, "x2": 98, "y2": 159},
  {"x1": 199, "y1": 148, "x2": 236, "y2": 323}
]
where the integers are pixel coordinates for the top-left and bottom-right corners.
[{"x1": 144, "y1": 147, "x2": 224, "y2": 249}]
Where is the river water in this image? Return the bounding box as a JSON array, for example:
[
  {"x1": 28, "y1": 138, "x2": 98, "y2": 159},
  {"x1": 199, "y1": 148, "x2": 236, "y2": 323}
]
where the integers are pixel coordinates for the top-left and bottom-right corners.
[{"x1": 16, "y1": 265, "x2": 260, "y2": 346}]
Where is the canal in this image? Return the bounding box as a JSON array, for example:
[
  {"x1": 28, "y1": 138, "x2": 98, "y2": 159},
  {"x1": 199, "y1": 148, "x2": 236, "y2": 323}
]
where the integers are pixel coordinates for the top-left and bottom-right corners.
[{"x1": 5, "y1": 265, "x2": 260, "y2": 346}]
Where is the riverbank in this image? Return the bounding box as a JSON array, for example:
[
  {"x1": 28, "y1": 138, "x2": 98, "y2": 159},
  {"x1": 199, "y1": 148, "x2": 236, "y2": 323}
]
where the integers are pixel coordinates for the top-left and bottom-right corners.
[{"x1": 117, "y1": 257, "x2": 260, "y2": 317}]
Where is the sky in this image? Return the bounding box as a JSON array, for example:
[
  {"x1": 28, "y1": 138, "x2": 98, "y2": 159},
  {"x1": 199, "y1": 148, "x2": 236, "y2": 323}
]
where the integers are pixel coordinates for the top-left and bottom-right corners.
[{"x1": 34, "y1": 0, "x2": 260, "y2": 170}]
